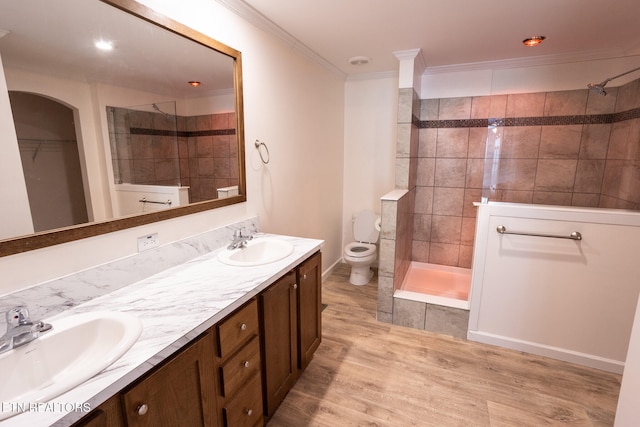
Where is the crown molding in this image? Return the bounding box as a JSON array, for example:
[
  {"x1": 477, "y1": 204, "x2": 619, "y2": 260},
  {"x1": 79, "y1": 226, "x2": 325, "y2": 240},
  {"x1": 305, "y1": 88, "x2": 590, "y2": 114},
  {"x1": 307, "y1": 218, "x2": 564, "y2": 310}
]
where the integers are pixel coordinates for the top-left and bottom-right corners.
[
  {"x1": 214, "y1": 0, "x2": 346, "y2": 79},
  {"x1": 423, "y1": 48, "x2": 630, "y2": 75}
]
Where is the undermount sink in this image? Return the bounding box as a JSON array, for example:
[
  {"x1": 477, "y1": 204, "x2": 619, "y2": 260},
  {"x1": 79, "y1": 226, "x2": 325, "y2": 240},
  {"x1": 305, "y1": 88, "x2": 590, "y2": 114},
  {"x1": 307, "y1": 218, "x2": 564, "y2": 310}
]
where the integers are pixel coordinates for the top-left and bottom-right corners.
[
  {"x1": 0, "y1": 311, "x2": 142, "y2": 420},
  {"x1": 218, "y1": 237, "x2": 294, "y2": 267}
]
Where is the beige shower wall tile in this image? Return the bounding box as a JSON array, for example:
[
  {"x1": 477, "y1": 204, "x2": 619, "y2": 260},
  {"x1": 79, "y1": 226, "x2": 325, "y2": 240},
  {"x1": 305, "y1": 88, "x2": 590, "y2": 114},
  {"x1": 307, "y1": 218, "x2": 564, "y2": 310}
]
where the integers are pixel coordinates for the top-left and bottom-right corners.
[
  {"x1": 544, "y1": 90, "x2": 588, "y2": 116},
  {"x1": 586, "y1": 88, "x2": 617, "y2": 114},
  {"x1": 435, "y1": 158, "x2": 467, "y2": 187},
  {"x1": 539, "y1": 125, "x2": 582, "y2": 158},
  {"x1": 506, "y1": 92, "x2": 546, "y2": 117},
  {"x1": 416, "y1": 158, "x2": 435, "y2": 186},
  {"x1": 607, "y1": 121, "x2": 631, "y2": 159},
  {"x1": 602, "y1": 160, "x2": 624, "y2": 197},
  {"x1": 468, "y1": 128, "x2": 488, "y2": 158},
  {"x1": 533, "y1": 191, "x2": 573, "y2": 206},
  {"x1": 466, "y1": 158, "x2": 484, "y2": 188},
  {"x1": 459, "y1": 245, "x2": 474, "y2": 268},
  {"x1": 418, "y1": 128, "x2": 437, "y2": 157},
  {"x1": 580, "y1": 124, "x2": 611, "y2": 159},
  {"x1": 492, "y1": 158, "x2": 537, "y2": 190},
  {"x1": 396, "y1": 123, "x2": 412, "y2": 157},
  {"x1": 433, "y1": 187, "x2": 464, "y2": 215},
  {"x1": 377, "y1": 275, "x2": 394, "y2": 314},
  {"x1": 436, "y1": 128, "x2": 470, "y2": 157},
  {"x1": 413, "y1": 213, "x2": 432, "y2": 241},
  {"x1": 378, "y1": 238, "x2": 397, "y2": 277},
  {"x1": 572, "y1": 193, "x2": 600, "y2": 207},
  {"x1": 393, "y1": 298, "x2": 426, "y2": 329},
  {"x1": 535, "y1": 159, "x2": 577, "y2": 191},
  {"x1": 574, "y1": 160, "x2": 605, "y2": 193},
  {"x1": 616, "y1": 79, "x2": 640, "y2": 112},
  {"x1": 397, "y1": 88, "x2": 415, "y2": 123},
  {"x1": 429, "y1": 242, "x2": 459, "y2": 266},
  {"x1": 438, "y1": 97, "x2": 472, "y2": 120},
  {"x1": 460, "y1": 217, "x2": 476, "y2": 245},
  {"x1": 463, "y1": 189, "x2": 482, "y2": 217},
  {"x1": 420, "y1": 98, "x2": 439, "y2": 120},
  {"x1": 414, "y1": 186, "x2": 434, "y2": 214},
  {"x1": 380, "y1": 199, "x2": 398, "y2": 240},
  {"x1": 411, "y1": 240, "x2": 430, "y2": 263},
  {"x1": 431, "y1": 215, "x2": 462, "y2": 244},
  {"x1": 502, "y1": 126, "x2": 541, "y2": 158}
]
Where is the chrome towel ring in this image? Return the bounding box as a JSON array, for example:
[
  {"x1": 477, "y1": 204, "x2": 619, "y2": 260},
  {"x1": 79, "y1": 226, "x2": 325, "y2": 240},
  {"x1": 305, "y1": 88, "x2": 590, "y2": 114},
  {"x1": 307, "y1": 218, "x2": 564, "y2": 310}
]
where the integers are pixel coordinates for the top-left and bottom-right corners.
[{"x1": 255, "y1": 140, "x2": 270, "y2": 164}]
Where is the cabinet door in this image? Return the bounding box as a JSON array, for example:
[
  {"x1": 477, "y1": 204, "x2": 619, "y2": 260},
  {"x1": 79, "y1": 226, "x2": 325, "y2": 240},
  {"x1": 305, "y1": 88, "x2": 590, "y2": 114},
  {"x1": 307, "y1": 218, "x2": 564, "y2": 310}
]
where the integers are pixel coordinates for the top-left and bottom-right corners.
[
  {"x1": 297, "y1": 251, "x2": 322, "y2": 371},
  {"x1": 122, "y1": 332, "x2": 218, "y2": 427},
  {"x1": 259, "y1": 270, "x2": 298, "y2": 417},
  {"x1": 74, "y1": 395, "x2": 124, "y2": 427}
]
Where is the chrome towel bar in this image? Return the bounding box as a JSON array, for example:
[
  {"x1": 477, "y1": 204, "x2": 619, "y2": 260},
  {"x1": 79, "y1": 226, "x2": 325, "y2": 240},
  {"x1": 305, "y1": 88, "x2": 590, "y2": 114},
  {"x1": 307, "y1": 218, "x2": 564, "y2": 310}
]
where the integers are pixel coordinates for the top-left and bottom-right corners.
[
  {"x1": 496, "y1": 225, "x2": 582, "y2": 241},
  {"x1": 139, "y1": 198, "x2": 172, "y2": 205}
]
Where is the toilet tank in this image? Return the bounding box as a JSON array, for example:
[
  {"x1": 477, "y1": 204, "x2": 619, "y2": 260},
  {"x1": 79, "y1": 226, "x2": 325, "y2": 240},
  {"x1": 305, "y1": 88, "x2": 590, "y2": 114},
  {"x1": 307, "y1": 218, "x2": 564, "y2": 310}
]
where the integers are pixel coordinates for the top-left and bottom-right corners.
[{"x1": 353, "y1": 210, "x2": 379, "y2": 243}]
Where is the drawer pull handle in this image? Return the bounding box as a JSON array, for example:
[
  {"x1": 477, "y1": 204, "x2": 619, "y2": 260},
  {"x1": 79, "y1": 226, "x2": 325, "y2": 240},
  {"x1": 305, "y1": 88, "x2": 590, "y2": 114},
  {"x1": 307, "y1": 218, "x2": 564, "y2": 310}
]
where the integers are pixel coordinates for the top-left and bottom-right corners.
[
  {"x1": 246, "y1": 409, "x2": 253, "y2": 416},
  {"x1": 243, "y1": 360, "x2": 250, "y2": 368},
  {"x1": 240, "y1": 323, "x2": 247, "y2": 331},
  {"x1": 136, "y1": 403, "x2": 149, "y2": 416}
]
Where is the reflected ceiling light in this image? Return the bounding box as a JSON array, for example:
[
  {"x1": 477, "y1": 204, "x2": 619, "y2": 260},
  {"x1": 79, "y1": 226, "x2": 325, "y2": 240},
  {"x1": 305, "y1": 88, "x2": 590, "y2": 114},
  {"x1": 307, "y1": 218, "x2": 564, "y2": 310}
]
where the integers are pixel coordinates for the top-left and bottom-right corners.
[
  {"x1": 95, "y1": 39, "x2": 114, "y2": 51},
  {"x1": 188, "y1": 81, "x2": 201, "y2": 87},
  {"x1": 349, "y1": 56, "x2": 371, "y2": 65},
  {"x1": 522, "y1": 36, "x2": 546, "y2": 47}
]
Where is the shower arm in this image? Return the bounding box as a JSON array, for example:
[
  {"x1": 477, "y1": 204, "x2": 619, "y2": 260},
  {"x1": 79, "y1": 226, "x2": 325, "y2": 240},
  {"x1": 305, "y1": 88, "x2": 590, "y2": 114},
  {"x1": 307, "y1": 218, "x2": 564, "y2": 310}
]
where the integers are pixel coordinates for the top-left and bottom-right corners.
[{"x1": 596, "y1": 66, "x2": 640, "y2": 87}]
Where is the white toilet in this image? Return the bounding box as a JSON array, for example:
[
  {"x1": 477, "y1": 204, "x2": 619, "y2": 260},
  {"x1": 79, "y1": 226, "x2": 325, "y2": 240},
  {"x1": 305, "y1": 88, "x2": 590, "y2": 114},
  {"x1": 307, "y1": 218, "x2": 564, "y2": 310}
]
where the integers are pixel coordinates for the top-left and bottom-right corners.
[{"x1": 344, "y1": 210, "x2": 381, "y2": 285}]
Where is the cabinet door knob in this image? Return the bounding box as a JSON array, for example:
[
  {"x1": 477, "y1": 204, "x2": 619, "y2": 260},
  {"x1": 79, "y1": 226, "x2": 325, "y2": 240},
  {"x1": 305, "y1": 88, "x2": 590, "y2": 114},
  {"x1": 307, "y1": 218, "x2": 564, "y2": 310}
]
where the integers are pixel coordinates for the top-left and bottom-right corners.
[
  {"x1": 303, "y1": 274, "x2": 307, "y2": 280},
  {"x1": 243, "y1": 360, "x2": 250, "y2": 368},
  {"x1": 136, "y1": 403, "x2": 149, "y2": 416},
  {"x1": 240, "y1": 323, "x2": 247, "y2": 331},
  {"x1": 293, "y1": 283, "x2": 298, "y2": 289},
  {"x1": 246, "y1": 408, "x2": 253, "y2": 416}
]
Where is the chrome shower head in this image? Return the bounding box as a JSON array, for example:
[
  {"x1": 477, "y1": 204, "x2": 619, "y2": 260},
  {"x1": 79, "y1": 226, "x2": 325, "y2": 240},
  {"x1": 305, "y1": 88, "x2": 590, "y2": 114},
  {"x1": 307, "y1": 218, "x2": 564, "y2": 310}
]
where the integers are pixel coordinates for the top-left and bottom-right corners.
[{"x1": 587, "y1": 82, "x2": 607, "y2": 96}]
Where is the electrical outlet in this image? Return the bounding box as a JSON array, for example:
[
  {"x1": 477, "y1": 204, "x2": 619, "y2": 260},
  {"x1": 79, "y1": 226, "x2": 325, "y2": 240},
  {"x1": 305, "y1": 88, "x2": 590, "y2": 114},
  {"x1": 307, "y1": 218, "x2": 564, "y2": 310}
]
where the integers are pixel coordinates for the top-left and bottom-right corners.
[{"x1": 137, "y1": 233, "x2": 159, "y2": 252}]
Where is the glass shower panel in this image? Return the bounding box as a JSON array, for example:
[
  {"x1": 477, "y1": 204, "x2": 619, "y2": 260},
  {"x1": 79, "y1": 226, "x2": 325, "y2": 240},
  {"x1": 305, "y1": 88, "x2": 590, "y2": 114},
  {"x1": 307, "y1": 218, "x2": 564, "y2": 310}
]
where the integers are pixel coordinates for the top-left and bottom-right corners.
[{"x1": 481, "y1": 118, "x2": 504, "y2": 203}]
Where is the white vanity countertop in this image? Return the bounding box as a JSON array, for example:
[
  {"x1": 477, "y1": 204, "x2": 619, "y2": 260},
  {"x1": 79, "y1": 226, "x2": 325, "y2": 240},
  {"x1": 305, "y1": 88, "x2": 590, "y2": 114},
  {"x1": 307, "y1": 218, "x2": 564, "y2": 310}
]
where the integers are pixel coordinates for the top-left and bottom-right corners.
[{"x1": 1, "y1": 233, "x2": 323, "y2": 427}]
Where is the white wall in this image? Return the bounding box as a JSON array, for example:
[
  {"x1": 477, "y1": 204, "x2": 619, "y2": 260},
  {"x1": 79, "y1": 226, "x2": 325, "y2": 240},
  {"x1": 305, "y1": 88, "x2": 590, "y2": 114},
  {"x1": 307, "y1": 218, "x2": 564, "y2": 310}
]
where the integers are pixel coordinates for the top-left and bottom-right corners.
[
  {"x1": 342, "y1": 75, "x2": 398, "y2": 249},
  {"x1": 0, "y1": 0, "x2": 345, "y2": 295},
  {"x1": 422, "y1": 54, "x2": 640, "y2": 99}
]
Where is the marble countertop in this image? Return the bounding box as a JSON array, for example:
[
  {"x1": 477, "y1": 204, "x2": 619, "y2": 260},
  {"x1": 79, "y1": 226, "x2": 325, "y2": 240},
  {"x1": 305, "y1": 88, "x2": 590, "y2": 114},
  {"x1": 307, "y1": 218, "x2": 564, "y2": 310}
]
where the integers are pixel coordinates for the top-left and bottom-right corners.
[{"x1": 1, "y1": 233, "x2": 323, "y2": 426}]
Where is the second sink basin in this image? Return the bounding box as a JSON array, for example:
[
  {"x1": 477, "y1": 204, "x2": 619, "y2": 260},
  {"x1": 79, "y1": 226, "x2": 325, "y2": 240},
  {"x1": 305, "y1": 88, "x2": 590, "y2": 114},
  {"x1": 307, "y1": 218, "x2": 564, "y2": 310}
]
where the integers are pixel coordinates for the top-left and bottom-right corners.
[
  {"x1": 218, "y1": 237, "x2": 294, "y2": 266},
  {"x1": 0, "y1": 311, "x2": 142, "y2": 420}
]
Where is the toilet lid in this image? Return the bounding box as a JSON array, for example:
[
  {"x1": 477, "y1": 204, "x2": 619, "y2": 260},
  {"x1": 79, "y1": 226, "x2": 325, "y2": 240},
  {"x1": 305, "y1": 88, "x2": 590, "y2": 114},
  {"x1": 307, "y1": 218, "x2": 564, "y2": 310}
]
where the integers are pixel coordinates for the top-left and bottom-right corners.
[{"x1": 353, "y1": 210, "x2": 379, "y2": 243}]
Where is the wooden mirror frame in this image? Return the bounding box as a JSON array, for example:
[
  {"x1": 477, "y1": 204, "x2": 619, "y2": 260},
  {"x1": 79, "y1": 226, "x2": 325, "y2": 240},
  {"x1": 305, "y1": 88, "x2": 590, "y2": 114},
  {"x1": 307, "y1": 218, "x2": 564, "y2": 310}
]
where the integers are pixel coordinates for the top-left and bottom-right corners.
[{"x1": 0, "y1": 0, "x2": 246, "y2": 257}]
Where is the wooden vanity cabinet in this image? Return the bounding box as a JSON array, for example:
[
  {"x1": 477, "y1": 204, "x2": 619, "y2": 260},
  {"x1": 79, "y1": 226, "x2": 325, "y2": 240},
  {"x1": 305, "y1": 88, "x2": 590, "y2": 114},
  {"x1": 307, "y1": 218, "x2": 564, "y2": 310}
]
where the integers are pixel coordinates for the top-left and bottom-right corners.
[
  {"x1": 297, "y1": 251, "x2": 322, "y2": 371},
  {"x1": 72, "y1": 251, "x2": 322, "y2": 427},
  {"x1": 260, "y1": 251, "x2": 322, "y2": 419},
  {"x1": 74, "y1": 395, "x2": 124, "y2": 427},
  {"x1": 214, "y1": 299, "x2": 264, "y2": 427},
  {"x1": 121, "y1": 330, "x2": 218, "y2": 427}
]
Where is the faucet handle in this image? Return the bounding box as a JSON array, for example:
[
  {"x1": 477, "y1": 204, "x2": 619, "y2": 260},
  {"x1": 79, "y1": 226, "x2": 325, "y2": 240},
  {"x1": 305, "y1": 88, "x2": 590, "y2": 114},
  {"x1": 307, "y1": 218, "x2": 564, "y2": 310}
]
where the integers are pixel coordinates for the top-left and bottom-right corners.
[{"x1": 6, "y1": 307, "x2": 30, "y2": 327}]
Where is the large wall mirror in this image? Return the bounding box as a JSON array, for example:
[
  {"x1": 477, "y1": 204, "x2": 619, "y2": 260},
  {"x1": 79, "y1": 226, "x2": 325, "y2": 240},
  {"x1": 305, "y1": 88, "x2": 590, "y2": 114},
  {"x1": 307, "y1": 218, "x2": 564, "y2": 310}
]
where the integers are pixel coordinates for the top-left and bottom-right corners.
[{"x1": 0, "y1": 0, "x2": 246, "y2": 256}]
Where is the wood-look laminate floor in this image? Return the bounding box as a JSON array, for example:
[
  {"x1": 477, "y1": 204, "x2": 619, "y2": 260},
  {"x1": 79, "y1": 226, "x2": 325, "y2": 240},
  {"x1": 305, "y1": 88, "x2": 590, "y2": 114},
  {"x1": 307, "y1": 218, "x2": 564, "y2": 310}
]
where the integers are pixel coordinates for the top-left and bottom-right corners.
[{"x1": 267, "y1": 264, "x2": 622, "y2": 427}]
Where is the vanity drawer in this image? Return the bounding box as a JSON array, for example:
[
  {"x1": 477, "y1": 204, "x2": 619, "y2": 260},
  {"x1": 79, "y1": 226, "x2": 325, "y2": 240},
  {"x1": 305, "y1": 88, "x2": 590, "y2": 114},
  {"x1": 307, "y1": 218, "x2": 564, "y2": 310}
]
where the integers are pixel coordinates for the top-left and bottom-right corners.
[
  {"x1": 222, "y1": 373, "x2": 263, "y2": 427},
  {"x1": 217, "y1": 299, "x2": 259, "y2": 358},
  {"x1": 220, "y1": 335, "x2": 261, "y2": 397}
]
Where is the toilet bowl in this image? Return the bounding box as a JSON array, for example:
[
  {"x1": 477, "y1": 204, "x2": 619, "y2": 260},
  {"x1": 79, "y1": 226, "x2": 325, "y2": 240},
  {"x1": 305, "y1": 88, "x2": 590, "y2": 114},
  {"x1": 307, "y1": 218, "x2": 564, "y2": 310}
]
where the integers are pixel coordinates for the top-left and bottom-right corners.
[{"x1": 344, "y1": 210, "x2": 380, "y2": 285}]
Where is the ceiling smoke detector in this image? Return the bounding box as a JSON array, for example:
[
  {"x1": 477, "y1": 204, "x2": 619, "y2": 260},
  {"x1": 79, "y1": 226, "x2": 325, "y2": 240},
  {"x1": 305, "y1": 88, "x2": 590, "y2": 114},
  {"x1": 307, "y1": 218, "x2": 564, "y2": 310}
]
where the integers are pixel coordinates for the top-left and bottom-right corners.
[{"x1": 349, "y1": 56, "x2": 371, "y2": 65}]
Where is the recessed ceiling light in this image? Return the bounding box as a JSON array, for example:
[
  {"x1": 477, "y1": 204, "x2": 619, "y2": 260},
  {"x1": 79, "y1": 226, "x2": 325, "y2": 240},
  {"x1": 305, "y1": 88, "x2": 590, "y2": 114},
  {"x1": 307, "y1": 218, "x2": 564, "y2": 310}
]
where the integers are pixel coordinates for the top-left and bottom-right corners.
[
  {"x1": 95, "y1": 39, "x2": 114, "y2": 51},
  {"x1": 349, "y1": 56, "x2": 371, "y2": 65},
  {"x1": 188, "y1": 81, "x2": 201, "y2": 87},
  {"x1": 522, "y1": 36, "x2": 546, "y2": 47}
]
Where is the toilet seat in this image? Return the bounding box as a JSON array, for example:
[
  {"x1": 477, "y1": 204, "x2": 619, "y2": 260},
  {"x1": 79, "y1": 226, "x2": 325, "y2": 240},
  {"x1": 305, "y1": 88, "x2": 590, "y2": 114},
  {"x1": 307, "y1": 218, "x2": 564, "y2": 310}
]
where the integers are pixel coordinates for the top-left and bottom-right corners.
[{"x1": 344, "y1": 242, "x2": 376, "y2": 258}]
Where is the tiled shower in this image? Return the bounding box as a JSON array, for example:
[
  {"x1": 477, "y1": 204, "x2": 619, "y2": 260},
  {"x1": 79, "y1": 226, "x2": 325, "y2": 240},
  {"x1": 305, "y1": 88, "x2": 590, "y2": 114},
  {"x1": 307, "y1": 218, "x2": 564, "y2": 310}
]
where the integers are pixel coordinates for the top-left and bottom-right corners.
[
  {"x1": 378, "y1": 76, "x2": 640, "y2": 333},
  {"x1": 108, "y1": 106, "x2": 238, "y2": 203}
]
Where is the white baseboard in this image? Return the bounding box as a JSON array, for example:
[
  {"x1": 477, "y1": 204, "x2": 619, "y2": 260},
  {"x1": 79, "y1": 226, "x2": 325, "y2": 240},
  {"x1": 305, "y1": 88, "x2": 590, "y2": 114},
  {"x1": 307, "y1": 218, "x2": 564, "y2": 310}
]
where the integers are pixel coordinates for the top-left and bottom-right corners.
[{"x1": 467, "y1": 330, "x2": 625, "y2": 374}]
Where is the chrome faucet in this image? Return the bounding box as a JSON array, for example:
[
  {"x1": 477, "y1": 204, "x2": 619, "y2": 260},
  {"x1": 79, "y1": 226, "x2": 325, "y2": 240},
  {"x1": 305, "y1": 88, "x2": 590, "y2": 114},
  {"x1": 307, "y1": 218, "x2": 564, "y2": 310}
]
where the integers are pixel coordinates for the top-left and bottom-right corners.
[
  {"x1": 0, "y1": 307, "x2": 52, "y2": 354},
  {"x1": 227, "y1": 229, "x2": 253, "y2": 250}
]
